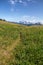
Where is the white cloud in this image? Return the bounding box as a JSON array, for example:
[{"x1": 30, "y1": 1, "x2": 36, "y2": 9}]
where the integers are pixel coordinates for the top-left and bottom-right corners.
[
  {"x1": 19, "y1": 0, "x2": 23, "y2": 3},
  {"x1": 9, "y1": 0, "x2": 36, "y2": 6},
  {"x1": 18, "y1": 15, "x2": 43, "y2": 23},
  {"x1": 27, "y1": 0, "x2": 36, "y2": 3},
  {"x1": 9, "y1": 0, "x2": 36, "y2": 12},
  {"x1": 18, "y1": 0, "x2": 27, "y2": 6},
  {"x1": 22, "y1": 15, "x2": 30, "y2": 22},
  {"x1": 9, "y1": 0, "x2": 15, "y2": 5},
  {"x1": 9, "y1": 0, "x2": 15, "y2": 11}
]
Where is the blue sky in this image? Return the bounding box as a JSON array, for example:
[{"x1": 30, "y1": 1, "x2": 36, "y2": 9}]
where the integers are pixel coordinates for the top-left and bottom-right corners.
[{"x1": 0, "y1": 0, "x2": 43, "y2": 23}]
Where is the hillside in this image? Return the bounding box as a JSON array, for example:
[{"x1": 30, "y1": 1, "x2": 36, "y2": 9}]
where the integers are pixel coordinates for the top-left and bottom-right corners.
[{"x1": 0, "y1": 20, "x2": 43, "y2": 65}]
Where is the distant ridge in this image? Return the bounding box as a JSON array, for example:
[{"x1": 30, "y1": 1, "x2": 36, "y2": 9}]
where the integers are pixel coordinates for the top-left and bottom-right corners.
[
  {"x1": 11, "y1": 20, "x2": 42, "y2": 26},
  {"x1": 0, "y1": 19, "x2": 42, "y2": 26}
]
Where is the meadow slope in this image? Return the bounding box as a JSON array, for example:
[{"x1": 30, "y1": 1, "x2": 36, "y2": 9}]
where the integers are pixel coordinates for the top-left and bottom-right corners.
[{"x1": 0, "y1": 20, "x2": 43, "y2": 65}]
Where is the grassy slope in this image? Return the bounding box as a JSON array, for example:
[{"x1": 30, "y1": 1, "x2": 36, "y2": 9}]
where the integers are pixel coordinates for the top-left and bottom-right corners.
[{"x1": 0, "y1": 20, "x2": 43, "y2": 65}]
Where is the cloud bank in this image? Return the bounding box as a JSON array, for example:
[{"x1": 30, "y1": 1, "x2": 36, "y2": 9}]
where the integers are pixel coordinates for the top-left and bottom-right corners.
[{"x1": 18, "y1": 15, "x2": 43, "y2": 24}]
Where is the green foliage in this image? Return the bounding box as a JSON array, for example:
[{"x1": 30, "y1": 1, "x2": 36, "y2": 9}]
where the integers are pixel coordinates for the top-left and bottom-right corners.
[
  {"x1": 0, "y1": 23, "x2": 19, "y2": 48},
  {"x1": 13, "y1": 26, "x2": 43, "y2": 65},
  {"x1": 0, "y1": 21, "x2": 43, "y2": 65}
]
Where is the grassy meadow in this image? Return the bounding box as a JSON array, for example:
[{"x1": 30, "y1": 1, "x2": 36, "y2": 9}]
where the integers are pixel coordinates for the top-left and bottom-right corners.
[{"x1": 0, "y1": 20, "x2": 43, "y2": 65}]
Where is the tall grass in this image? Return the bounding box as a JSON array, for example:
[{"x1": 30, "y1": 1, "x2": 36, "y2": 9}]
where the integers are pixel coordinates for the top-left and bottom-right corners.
[
  {"x1": 0, "y1": 21, "x2": 43, "y2": 65},
  {"x1": 13, "y1": 26, "x2": 43, "y2": 65}
]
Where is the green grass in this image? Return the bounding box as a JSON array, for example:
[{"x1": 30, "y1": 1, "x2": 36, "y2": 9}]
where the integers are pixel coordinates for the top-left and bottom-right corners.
[{"x1": 0, "y1": 20, "x2": 43, "y2": 65}]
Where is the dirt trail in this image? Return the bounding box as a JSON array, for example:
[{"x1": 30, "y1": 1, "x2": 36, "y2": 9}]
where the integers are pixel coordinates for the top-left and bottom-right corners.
[
  {"x1": 7, "y1": 36, "x2": 20, "y2": 51},
  {"x1": 0, "y1": 36, "x2": 20, "y2": 60}
]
